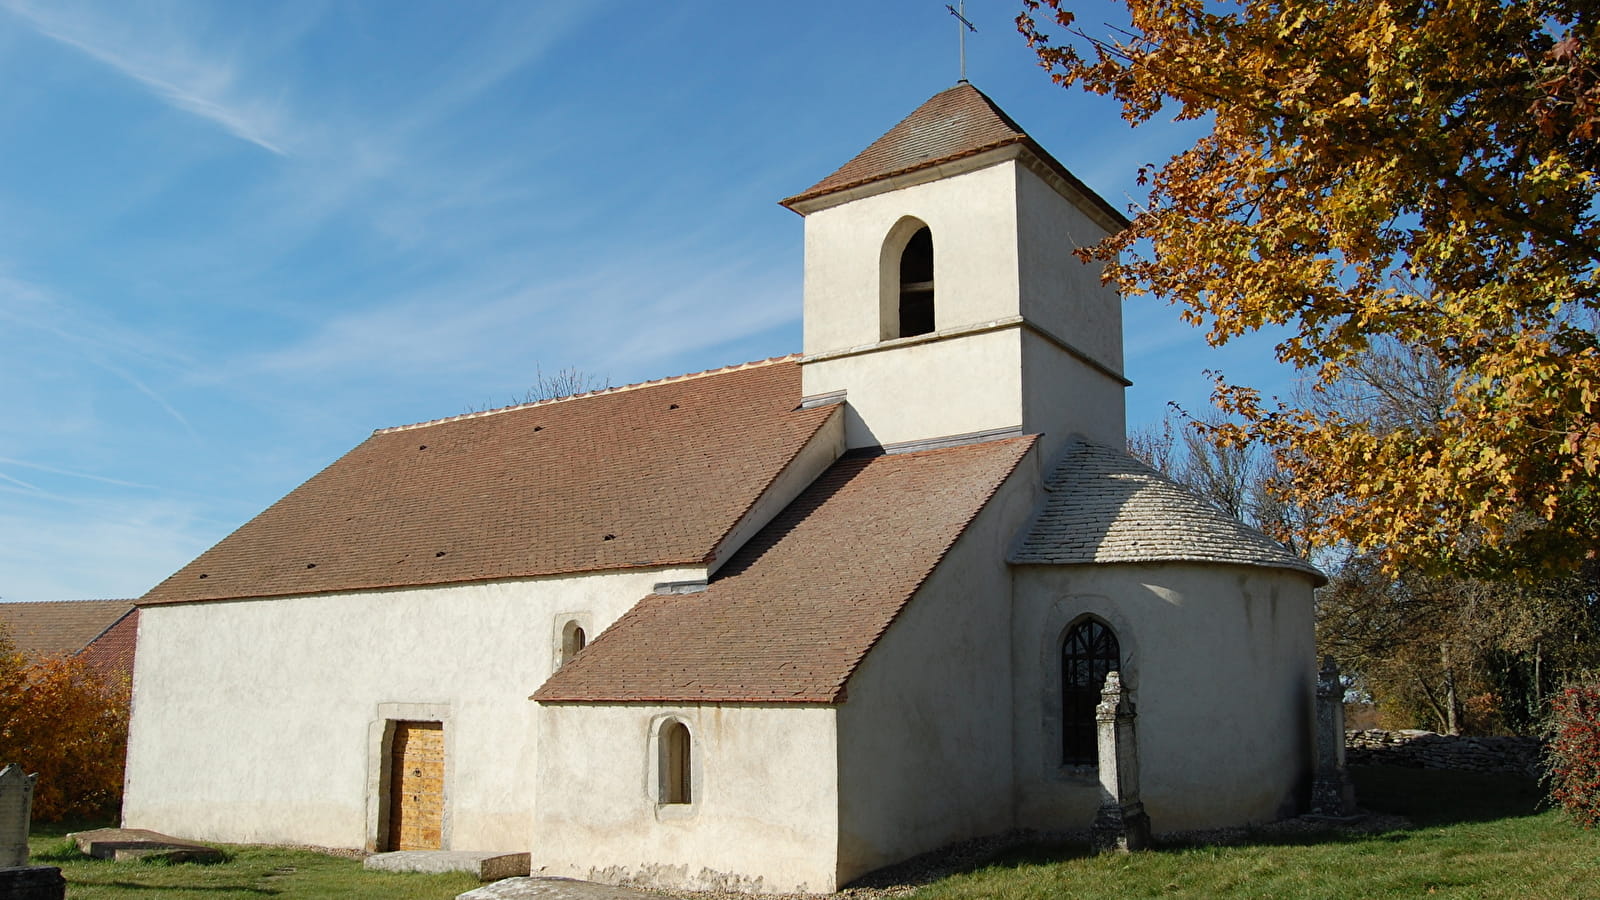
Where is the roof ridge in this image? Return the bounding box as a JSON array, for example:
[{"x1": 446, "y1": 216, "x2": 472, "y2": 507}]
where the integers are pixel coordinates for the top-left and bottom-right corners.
[
  {"x1": 0, "y1": 599, "x2": 133, "y2": 607},
  {"x1": 375, "y1": 354, "x2": 801, "y2": 435}
]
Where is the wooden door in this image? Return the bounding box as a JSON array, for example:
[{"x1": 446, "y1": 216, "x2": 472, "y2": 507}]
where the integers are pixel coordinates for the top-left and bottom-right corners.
[{"x1": 387, "y1": 721, "x2": 444, "y2": 850}]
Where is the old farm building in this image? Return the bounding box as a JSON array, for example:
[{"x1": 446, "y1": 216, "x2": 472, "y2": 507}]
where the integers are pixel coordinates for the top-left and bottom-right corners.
[{"x1": 122, "y1": 84, "x2": 1323, "y2": 893}]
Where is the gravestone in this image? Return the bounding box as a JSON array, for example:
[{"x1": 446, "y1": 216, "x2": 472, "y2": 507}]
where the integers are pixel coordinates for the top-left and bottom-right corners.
[
  {"x1": 0, "y1": 765, "x2": 34, "y2": 868},
  {"x1": 1310, "y1": 657, "x2": 1358, "y2": 817},
  {"x1": 1089, "y1": 671, "x2": 1151, "y2": 853},
  {"x1": 0, "y1": 764, "x2": 65, "y2": 900}
]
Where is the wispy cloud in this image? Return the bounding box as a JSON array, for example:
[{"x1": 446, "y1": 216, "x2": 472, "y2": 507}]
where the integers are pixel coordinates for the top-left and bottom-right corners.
[
  {"x1": 0, "y1": 267, "x2": 198, "y2": 433},
  {"x1": 0, "y1": 494, "x2": 214, "y2": 601},
  {"x1": 0, "y1": 457, "x2": 157, "y2": 490},
  {"x1": 0, "y1": 0, "x2": 296, "y2": 154}
]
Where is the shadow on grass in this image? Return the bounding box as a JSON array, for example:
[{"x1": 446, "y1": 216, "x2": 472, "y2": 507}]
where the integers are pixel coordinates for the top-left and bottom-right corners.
[
  {"x1": 853, "y1": 765, "x2": 1553, "y2": 889},
  {"x1": 1349, "y1": 764, "x2": 1546, "y2": 826}
]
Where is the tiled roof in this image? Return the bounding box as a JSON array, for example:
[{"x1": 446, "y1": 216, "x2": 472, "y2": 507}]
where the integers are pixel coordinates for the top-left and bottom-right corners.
[
  {"x1": 1009, "y1": 438, "x2": 1325, "y2": 583},
  {"x1": 141, "y1": 358, "x2": 841, "y2": 605},
  {"x1": 780, "y1": 82, "x2": 1128, "y2": 226},
  {"x1": 534, "y1": 436, "x2": 1035, "y2": 704},
  {"x1": 0, "y1": 600, "x2": 135, "y2": 658},
  {"x1": 79, "y1": 608, "x2": 138, "y2": 681}
]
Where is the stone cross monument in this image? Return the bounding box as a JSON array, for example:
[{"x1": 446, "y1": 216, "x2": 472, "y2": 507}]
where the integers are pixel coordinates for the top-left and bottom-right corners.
[
  {"x1": 1090, "y1": 671, "x2": 1152, "y2": 853},
  {"x1": 1311, "y1": 657, "x2": 1358, "y2": 817}
]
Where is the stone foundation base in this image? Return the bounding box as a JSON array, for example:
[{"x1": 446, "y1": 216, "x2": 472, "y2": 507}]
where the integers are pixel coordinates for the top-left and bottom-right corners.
[
  {"x1": 1091, "y1": 801, "x2": 1151, "y2": 853},
  {"x1": 0, "y1": 865, "x2": 65, "y2": 900}
]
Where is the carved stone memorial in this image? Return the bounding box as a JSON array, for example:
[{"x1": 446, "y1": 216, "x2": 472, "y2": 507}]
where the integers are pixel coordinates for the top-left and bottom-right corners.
[
  {"x1": 1089, "y1": 671, "x2": 1152, "y2": 853},
  {"x1": 1310, "y1": 657, "x2": 1358, "y2": 817},
  {"x1": 0, "y1": 764, "x2": 65, "y2": 900}
]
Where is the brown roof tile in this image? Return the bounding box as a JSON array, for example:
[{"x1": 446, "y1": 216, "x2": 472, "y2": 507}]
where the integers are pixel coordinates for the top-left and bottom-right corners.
[
  {"x1": 533, "y1": 436, "x2": 1034, "y2": 704},
  {"x1": 141, "y1": 358, "x2": 840, "y2": 605},
  {"x1": 0, "y1": 600, "x2": 135, "y2": 658},
  {"x1": 781, "y1": 83, "x2": 1127, "y2": 226},
  {"x1": 79, "y1": 608, "x2": 138, "y2": 681}
]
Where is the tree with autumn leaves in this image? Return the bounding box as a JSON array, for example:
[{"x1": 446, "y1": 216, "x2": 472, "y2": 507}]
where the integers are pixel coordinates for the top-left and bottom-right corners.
[
  {"x1": 0, "y1": 626, "x2": 129, "y2": 821},
  {"x1": 1019, "y1": 0, "x2": 1598, "y2": 578},
  {"x1": 1032, "y1": 0, "x2": 1600, "y2": 749}
]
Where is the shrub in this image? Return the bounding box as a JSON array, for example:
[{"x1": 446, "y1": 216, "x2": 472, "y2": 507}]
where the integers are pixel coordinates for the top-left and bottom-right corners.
[
  {"x1": 1545, "y1": 682, "x2": 1600, "y2": 827},
  {"x1": 0, "y1": 627, "x2": 130, "y2": 821}
]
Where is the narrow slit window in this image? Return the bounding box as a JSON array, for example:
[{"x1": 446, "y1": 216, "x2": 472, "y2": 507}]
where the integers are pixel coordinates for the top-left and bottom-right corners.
[
  {"x1": 1062, "y1": 620, "x2": 1120, "y2": 766},
  {"x1": 559, "y1": 621, "x2": 586, "y2": 667},
  {"x1": 662, "y1": 721, "x2": 692, "y2": 804},
  {"x1": 898, "y1": 226, "x2": 935, "y2": 337}
]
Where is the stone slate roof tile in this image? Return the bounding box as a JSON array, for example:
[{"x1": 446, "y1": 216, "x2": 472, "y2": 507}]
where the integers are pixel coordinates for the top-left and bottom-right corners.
[
  {"x1": 1010, "y1": 438, "x2": 1325, "y2": 583},
  {"x1": 141, "y1": 358, "x2": 840, "y2": 605},
  {"x1": 534, "y1": 436, "x2": 1035, "y2": 704}
]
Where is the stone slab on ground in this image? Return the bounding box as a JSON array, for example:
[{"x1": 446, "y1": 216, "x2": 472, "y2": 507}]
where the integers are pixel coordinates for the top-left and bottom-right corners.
[
  {"x1": 0, "y1": 864, "x2": 65, "y2": 900},
  {"x1": 365, "y1": 850, "x2": 531, "y2": 881},
  {"x1": 65, "y1": 828, "x2": 224, "y2": 863},
  {"x1": 457, "y1": 877, "x2": 679, "y2": 900}
]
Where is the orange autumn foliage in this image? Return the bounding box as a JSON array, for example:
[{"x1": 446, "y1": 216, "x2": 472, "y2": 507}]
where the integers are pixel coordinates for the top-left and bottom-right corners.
[
  {"x1": 1018, "y1": 0, "x2": 1600, "y2": 577},
  {"x1": 0, "y1": 627, "x2": 129, "y2": 821}
]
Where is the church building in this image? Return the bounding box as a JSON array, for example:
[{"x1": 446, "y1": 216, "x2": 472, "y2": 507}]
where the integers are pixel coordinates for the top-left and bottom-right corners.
[{"x1": 122, "y1": 84, "x2": 1324, "y2": 893}]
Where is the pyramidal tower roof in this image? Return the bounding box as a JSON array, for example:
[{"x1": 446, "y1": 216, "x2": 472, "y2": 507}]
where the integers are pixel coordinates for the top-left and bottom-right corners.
[{"x1": 781, "y1": 82, "x2": 1127, "y2": 227}]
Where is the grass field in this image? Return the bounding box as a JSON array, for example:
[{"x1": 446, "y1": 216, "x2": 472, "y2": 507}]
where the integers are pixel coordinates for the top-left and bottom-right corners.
[
  {"x1": 908, "y1": 767, "x2": 1598, "y2": 900},
  {"x1": 25, "y1": 824, "x2": 479, "y2": 900},
  {"x1": 22, "y1": 766, "x2": 1599, "y2": 899}
]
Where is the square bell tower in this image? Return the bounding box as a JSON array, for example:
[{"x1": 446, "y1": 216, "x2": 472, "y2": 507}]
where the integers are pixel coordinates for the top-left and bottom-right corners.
[{"x1": 781, "y1": 84, "x2": 1130, "y2": 460}]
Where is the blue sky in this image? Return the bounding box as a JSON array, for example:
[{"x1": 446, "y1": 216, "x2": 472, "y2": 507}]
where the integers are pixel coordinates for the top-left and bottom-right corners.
[{"x1": 0, "y1": 0, "x2": 1294, "y2": 603}]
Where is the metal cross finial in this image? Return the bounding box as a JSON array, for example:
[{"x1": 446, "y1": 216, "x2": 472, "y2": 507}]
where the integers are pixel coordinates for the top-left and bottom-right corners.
[{"x1": 946, "y1": 2, "x2": 977, "y2": 83}]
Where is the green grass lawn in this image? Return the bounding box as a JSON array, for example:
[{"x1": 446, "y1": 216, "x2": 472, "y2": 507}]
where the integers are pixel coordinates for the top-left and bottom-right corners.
[
  {"x1": 25, "y1": 822, "x2": 479, "y2": 900},
  {"x1": 909, "y1": 767, "x2": 1599, "y2": 900},
  {"x1": 21, "y1": 767, "x2": 1600, "y2": 899}
]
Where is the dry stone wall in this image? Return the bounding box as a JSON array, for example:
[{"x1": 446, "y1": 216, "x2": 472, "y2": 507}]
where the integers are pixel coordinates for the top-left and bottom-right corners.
[{"x1": 1345, "y1": 729, "x2": 1544, "y2": 778}]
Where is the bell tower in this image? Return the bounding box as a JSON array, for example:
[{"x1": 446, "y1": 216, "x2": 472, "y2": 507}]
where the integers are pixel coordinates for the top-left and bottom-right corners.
[{"x1": 781, "y1": 84, "x2": 1130, "y2": 460}]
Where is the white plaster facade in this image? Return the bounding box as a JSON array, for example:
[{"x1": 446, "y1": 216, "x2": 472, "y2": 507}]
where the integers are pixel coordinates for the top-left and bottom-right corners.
[
  {"x1": 1011, "y1": 563, "x2": 1318, "y2": 833},
  {"x1": 124, "y1": 566, "x2": 701, "y2": 851}
]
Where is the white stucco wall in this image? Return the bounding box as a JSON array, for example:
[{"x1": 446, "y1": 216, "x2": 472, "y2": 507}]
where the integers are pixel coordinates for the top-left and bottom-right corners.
[
  {"x1": 801, "y1": 326, "x2": 1024, "y2": 449},
  {"x1": 123, "y1": 566, "x2": 701, "y2": 851},
  {"x1": 1014, "y1": 165, "x2": 1123, "y2": 372},
  {"x1": 1021, "y1": 329, "x2": 1127, "y2": 459},
  {"x1": 530, "y1": 703, "x2": 839, "y2": 894},
  {"x1": 801, "y1": 161, "x2": 1023, "y2": 355},
  {"x1": 833, "y1": 448, "x2": 1042, "y2": 883},
  {"x1": 1011, "y1": 563, "x2": 1317, "y2": 833}
]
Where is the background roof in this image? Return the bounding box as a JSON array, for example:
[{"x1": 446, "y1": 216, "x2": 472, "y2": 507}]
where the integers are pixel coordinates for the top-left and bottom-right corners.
[{"x1": 0, "y1": 599, "x2": 133, "y2": 657}]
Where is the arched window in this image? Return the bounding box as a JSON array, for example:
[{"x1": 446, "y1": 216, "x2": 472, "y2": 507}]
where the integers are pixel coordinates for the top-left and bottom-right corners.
[
  {"x1": 897, "y1": 226, "x2": 935, "y2": 337},
  {"x1": 661, "y1": 721, "x2": 692, "y2": 804},
  {"x1": 1061, "y1": 619, "x2": 1120, "y2": 766},
  {"x1": 559, "y1": 620, "x2": 586, "y2": 667}
]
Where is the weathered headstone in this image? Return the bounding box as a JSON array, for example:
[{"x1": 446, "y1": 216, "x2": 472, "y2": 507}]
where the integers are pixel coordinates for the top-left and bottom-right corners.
[
  {"x1": 0, "y1": 765, "x2": 34, "y2": 869},
  {"x1": 1090, "y1": 671, "x2": 1151, "y2": 853},
  {"x1": 1310, "y1": 657, "x2": 1358, "y2": 818},
  {"x1": 0, "y1": 763, "x2": 64, "y2": 900}
]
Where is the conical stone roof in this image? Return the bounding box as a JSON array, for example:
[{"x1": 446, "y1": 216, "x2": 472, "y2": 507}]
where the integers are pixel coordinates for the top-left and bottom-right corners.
[{"x1": 1010, "y1": 437, "x2": 1326, "y2": 583}]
